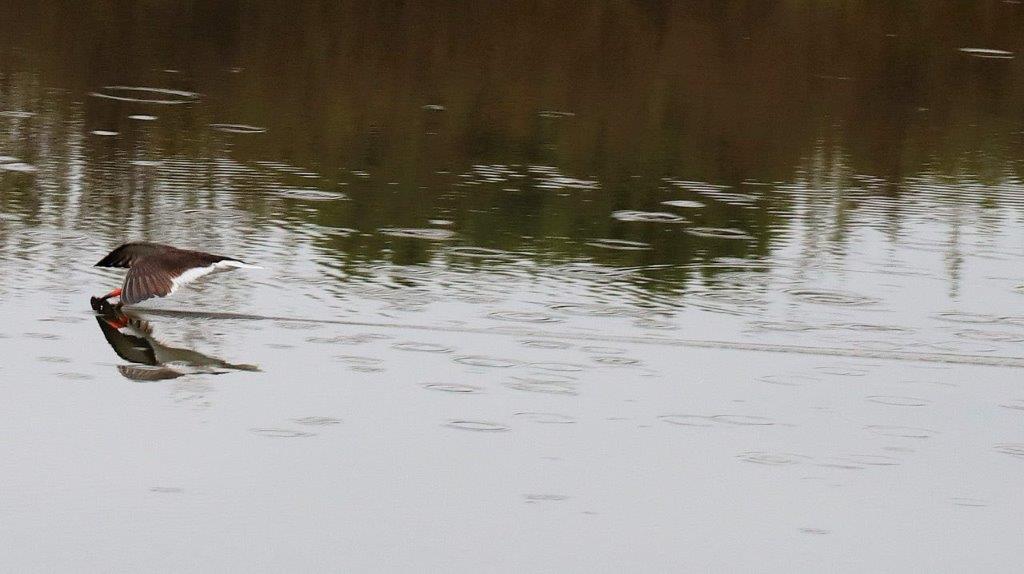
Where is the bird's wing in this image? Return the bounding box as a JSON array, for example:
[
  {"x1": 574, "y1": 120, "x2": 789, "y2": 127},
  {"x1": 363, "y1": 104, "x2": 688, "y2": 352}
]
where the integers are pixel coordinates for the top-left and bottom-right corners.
[
  {"x1": 95, "y1": 242, "x2": 170, "y2": 268},
  {"x1": 119, "y1": 253, "x2": 235, "y2": 305},
  {"x1": 120, "y1": 260, "x2": 177, "y2": 305}
]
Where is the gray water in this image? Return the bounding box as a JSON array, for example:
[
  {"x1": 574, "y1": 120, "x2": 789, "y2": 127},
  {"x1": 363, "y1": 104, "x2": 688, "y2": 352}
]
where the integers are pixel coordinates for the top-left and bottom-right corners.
[{"x1": 2, "y1": 3, "x2": 1024, "y2": 572}]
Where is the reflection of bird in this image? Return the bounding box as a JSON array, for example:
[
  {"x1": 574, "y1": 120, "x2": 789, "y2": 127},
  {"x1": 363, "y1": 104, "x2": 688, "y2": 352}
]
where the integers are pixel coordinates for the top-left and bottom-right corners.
[
  {"x1": 92, "y1": 299, "x2": 259, "y2": 381},
  {"x1": 92, "y1": 242, "x2": 260, "y2": 306}
]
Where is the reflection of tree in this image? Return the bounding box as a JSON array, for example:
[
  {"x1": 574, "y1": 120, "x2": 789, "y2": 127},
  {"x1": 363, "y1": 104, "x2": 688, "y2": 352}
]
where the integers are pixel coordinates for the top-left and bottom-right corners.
[{"x1": 0, "y1": 1, "x2": 1021, "y2": 300}]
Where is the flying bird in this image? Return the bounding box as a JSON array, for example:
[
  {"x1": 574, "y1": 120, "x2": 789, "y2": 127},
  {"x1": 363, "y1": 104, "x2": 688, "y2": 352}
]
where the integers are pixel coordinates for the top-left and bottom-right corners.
[{"x1": 93, "y1": 242, "x2": 260, "y2": 305}]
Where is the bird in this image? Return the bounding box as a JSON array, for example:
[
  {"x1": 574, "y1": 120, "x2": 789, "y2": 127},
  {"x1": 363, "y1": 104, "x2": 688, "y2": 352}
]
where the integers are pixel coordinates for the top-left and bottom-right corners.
[{"x1": 93, "y1": 242, "x2": 260, "y2": 306}]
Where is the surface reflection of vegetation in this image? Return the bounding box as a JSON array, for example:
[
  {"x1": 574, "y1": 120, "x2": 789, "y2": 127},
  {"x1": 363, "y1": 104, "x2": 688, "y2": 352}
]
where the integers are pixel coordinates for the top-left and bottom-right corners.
[{"x1": 0, "y1": 1, "x2": 1022, "y2": 293}]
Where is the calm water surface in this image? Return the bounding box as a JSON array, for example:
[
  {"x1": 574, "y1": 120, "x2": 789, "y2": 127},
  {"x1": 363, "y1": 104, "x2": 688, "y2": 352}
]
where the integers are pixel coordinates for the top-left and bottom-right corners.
[{"x1": 2, "y1": 3, "x2": 1024, "y2": 572}]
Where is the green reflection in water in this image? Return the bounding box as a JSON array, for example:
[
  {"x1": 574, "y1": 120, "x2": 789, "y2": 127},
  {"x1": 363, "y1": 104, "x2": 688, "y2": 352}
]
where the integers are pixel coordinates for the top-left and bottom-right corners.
[{"x1": 0, "y1": 1, "x2": 1022, "y2": 298}]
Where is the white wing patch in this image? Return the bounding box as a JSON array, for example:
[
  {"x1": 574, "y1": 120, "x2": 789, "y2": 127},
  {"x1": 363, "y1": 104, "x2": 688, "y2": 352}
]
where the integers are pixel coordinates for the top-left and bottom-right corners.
[
  {"x1": 169, "y1": 260, "x2": 261, "y2": 294},
  {"x1": 169, "y1": 264, "x2": 218, "y2": 294},
  {"x1": 217, "y1": 260, "x2": 262, "y2": 270}
]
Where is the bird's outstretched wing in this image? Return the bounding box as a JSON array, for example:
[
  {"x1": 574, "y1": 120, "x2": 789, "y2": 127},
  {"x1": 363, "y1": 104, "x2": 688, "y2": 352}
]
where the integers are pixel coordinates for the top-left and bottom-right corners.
[
  {"x1": 121, "y1": 260, "x2": 177, "y2": 305},
  {"x1": 95, "y1": 242, "x2": 169, "y2": 268}
]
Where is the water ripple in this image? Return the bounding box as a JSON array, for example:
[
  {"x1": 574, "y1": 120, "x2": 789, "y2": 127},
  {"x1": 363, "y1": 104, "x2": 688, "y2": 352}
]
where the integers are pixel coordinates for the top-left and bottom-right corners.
[
  {"x1": 423, "y1": 383, "x2": 482, "y2": 394},
  {"x1": 529, "y1": 362, "x2": 586, "y2": 372},
  {"x1": 786, "y1": 289, "x2": 880, "y2": 307},
  {"x1": 660, "y1": 200, "x2": 705, "y2": 208},
  {"x1": 866, "y1": 395, "x2": 930, "y2": 407},
  {"x1": 592, "y1": 356, "x2": 640, "y2": 366},
  {"x1": 659, "y1": 415, "x2": 714, "y2": 427},
  {"x1": 684, "y1": 227, "x2": 753, "y2": 240},
  {"x1": 611, "y1": 210, "x2": 687, "y2": 223},
  {"x1": 759, "y1": 374, "x2": 821, "y2": 386},
  {"x1": 277, "y1": 188, "x2": 347, "y2": 201},
  {"x1": 865, "y1": 425, "x2": 937, "y2": 439},
  {"x1": 840, "y1": 454, "x2": 901, "y2": 466},
  {"x1": 520, "y1": 340, "x2": 573, "y2": 350},
  {"x1": 524, "y1": 493, "x2": 570, "y2": 501},
  {"x1": 959, "y1": 47, "x2": 1014, "y2": 59},
  {"x1": 994, "y1": 444, "x2": 1024, "y2": 458},
  {"x1": 488, "y1": 311, "x2": 562, "y2": 323},
  {"x1": 250, "y1": 428, "x2": 316, "y2": 438},
  {"x1": 447, "y1": 246, "x2": 521, "y2": 261},
  {"x1": 445, "y1": 420, "x2": 510, "y2": 432},
  {"x1": 392, "y1": 342, "x2": 454, "y2": 353},
  {"x1": 379, "y1": 228, "x2": 457, "y2": 240},
  {"x1": 955, "y1": 329, "x2": 1024, "y2": 343},
  {"x1": 585, "y1": 239, "x2": 652, "y2": 251},
  {"x1": 514, "y1": 412, "x2": 576, "y2": 424},
  {"x1": 89, "y1": 85, "x2": 200, "y2": 104},
  {"x1": 454, "y1": 355, "x2": 520, "y2": 368},
  {"x1": 933, "y1": 311, "x2": 1005, "y2": 325},
  {"x1": 505, "y1": 374, "x2": 578, "y2": 395},
  {"x1": 737, "y1": 451, "x2": 808, "y2": 465},
  {"x1": 210, "y1": 123, "x2": 267, "y2": 134},
  {"x1": 711, "y1": 415, "x2": 776, "y2": 426},
  {"x1": 292, "y1": 417, "x2": 342, "y2": 426},
  {"x1": 0, "y1": 162, "x2": 38, "y2": 173}
]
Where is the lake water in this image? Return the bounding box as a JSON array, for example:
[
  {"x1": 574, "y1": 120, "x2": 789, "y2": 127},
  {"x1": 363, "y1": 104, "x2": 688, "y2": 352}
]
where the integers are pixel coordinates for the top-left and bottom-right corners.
[{"x1": 2, "y1": 3, "x2": 1024, "y2": 572}]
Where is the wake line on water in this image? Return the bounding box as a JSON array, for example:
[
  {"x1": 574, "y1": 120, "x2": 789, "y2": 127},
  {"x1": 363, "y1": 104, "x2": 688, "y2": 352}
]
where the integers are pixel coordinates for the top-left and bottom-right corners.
[{"x1": 137, "y1": 307, "x2": 1024, "y2": 369}]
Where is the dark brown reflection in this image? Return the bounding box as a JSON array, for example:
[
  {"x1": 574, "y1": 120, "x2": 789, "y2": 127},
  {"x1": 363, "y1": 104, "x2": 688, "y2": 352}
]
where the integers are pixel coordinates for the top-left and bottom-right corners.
[
  {"x1": 1, "y1": 1, "x2": 1018, "y2": 179},
  {"x1": 92, "y1": 298, "x2": 259, "y2": 381},
  {"x1": 0, "y1": 2, "x2": 1022, "y2": 298}
]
